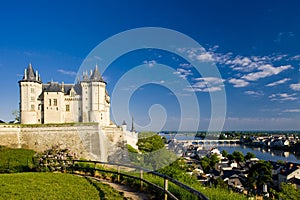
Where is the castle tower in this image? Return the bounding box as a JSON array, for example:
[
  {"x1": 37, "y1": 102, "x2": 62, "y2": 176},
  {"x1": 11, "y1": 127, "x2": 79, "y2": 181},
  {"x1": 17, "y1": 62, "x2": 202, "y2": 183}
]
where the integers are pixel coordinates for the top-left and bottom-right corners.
[
  {"x1": 19, "y1": 63, "x2": 42, "y2": 124},
  {"x1": 121, "y1": 120, "x2": 127, "y2": 131},
  {"x1": 81, "y1": 65, "x2": 110, "y2": 125}
]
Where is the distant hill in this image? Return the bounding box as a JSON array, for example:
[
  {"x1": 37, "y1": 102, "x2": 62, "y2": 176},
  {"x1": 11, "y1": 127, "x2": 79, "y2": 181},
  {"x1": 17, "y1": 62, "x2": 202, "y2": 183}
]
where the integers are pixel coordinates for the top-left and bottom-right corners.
[{"x1": 0, "y1": 120, "x2": 5, "y2": 123}]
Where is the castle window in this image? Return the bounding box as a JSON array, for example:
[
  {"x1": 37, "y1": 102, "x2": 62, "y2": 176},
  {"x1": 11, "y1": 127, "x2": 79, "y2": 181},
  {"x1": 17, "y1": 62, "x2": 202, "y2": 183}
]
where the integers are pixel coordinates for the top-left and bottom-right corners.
[
  {"x1": 66, "y1": 105, "x2": 70, "y2": 112},
  {"x1": 49, "y1": 99, "x2": 51, "y2": 106},
  {"x1": 30, "y1": 105, "x2": 34, "y2": 111},
  {"x1": 31, "y1": 88, "x2": 35, "y2": 93},
  {"x1": 53, "y1": 99, "x2": 57, "y2": 106},
  {"x1": 31, "y1": 97, "x2": 35, "y2": 102}
]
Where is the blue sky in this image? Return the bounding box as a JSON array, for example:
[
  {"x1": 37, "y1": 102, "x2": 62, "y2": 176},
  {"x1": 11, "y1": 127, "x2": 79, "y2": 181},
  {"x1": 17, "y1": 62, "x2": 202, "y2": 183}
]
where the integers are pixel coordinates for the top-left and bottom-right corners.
[{"x1": 0, "y1": 0, "x2": 300, "y2": 131}]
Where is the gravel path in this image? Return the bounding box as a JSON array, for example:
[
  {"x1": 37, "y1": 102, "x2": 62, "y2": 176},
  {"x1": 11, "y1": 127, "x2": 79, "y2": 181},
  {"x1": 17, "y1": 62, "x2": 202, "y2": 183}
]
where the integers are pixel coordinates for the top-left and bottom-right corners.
[{"x1": 90, "y1": 177, "x2": 152, "y2": 200}]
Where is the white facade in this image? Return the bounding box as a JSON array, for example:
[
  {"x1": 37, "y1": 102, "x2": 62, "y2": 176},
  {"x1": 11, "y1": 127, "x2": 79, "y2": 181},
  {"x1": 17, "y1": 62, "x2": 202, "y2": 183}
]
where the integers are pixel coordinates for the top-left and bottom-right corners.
[{"x1": 19, "y1": 64, "x2": 110, "y2": 126}]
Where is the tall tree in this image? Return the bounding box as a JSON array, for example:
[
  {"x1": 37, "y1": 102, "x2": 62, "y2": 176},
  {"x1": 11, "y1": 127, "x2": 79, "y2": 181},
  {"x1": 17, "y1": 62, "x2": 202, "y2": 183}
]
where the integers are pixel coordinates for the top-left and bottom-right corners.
[
  {"x1": 136, "y1": 132, "x2": 176, "y2": 170},
  {"x1": 247, "y1": 161, "x2": 272, "y2": 192},
  {"x1": 232, "y1": 151, "x2": 245, "y2": 163},
  {"x1": 245, "y1": 152, "x2": 255, "y2": 160},
  {"x1": 221, "y1": 150, "x2": 228, "y2": 158}
]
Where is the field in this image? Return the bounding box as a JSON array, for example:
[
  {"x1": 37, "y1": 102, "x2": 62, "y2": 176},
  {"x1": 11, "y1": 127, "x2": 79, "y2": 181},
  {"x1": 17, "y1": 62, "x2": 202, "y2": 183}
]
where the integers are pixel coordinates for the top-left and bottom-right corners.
[{"x1": 0, "y1": 172, "x2": 125, "y2": 200}]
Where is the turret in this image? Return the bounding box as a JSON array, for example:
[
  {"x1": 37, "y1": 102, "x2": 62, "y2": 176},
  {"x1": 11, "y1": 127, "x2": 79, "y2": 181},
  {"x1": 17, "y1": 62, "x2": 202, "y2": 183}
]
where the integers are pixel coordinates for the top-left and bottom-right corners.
[
  {"x1": 19, "y1": 63, "x2": 42, "y2": 124},
  {"x1": 81, "y1": 65, "x2": 109, "y2": 125},
  {"x1": 121, "y1": 120, "x2": 127, "y2": 131}
]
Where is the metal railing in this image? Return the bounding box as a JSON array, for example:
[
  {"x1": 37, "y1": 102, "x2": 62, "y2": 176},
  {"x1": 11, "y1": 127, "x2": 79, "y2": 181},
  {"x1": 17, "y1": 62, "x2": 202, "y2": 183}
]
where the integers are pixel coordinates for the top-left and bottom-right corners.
[{"x1": 70, "y1": 159, "x2": 209, "y2": 200}]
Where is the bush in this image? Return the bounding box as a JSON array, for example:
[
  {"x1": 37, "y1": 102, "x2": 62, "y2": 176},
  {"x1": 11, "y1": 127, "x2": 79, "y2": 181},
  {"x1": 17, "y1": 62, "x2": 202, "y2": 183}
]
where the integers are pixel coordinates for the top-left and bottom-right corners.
[{"x1": 33, "y1": 145, "x2": 75, "y2": 172}]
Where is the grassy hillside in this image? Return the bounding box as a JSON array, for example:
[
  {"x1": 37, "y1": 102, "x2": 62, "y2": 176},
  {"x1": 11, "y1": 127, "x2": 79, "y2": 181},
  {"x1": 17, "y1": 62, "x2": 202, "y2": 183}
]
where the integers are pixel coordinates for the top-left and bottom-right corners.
[
  {"x1": 0, "y1": 146, "x2": 35, "y2": 173},
  {"x1": 0, "y1": 173, "x2": 125, "y2": 200}
]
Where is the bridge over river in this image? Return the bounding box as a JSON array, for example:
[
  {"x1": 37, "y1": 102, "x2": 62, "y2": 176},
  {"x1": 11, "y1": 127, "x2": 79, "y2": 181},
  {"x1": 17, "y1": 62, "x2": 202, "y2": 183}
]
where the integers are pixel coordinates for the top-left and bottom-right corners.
[{"x1": 173, "y1": 139, "x2": 240, "y2": 146}]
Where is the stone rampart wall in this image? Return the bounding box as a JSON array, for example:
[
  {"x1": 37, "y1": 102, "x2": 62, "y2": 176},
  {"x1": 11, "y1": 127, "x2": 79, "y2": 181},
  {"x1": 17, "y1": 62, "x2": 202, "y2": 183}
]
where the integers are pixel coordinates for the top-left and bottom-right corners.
[{"x1": 0, "y1": 124, "x2": 100, "y2": 160}]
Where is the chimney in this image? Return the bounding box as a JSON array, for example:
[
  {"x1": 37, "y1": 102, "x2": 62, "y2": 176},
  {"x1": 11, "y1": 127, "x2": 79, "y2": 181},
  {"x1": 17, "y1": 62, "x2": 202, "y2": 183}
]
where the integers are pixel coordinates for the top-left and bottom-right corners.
[{"x1": 61, "y1": 82, "x2": 64, "y2": 92}]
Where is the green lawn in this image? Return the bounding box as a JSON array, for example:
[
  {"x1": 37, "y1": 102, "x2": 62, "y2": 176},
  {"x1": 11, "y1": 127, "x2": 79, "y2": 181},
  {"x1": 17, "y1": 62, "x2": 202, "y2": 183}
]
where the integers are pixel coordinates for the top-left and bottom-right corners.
[
  {"x1": 0, "y1": 146, "x2": 35, "y2": 173},
  {"x1": 0, "y1": 173, "x2": 125, "y2": 200}
]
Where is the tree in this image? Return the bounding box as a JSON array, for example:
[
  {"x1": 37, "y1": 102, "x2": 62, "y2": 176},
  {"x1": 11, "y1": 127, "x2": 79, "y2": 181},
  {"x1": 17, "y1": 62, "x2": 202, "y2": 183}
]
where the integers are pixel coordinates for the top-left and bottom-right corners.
[
  {"x1": 247, "y1": 161, "x2": 272, "y2": 192},
  {"x1": 227, "y1": 154, "x2": 234, "y2": 161},
  {"x1": 209, "y1": 154, "x2": 220, "y2": 169},
  {"x1": 212, "y1": 177, "x2": 228, "y2": 188},
  {"x1": 199, "y1": 156, "x2": 210, "y2": 172},
  {"x1": 278, "y1": 182, "x2": 300, "y2": 200},
  {"x1": 245, "y1": 152, "x2": 255, "y2": 160},
  {"x1": 221, "y1": 150, "x2": 228, "y2": 158},
  {"x1": 232, "y1": 151, "x2": 245, "y2": 163},
  {"x1": 136, "y1": 132, "x2": 177, "y2": 170},
  {"x1": 137, "y1": 132, "x2": 165, "y2": 152},
  {"x1": 12, "y1": 109, "x2": 20, "y2": 122},
  {"x1": 219, "y1": 134, "x2": 226, "y2": 140}
]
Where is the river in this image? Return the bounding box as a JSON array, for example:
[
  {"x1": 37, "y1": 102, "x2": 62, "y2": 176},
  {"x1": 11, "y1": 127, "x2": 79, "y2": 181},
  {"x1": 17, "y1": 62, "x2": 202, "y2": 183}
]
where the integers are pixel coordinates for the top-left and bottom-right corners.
[{"x1": 160, "y1": 134, "x2": 300, "y2": 164}]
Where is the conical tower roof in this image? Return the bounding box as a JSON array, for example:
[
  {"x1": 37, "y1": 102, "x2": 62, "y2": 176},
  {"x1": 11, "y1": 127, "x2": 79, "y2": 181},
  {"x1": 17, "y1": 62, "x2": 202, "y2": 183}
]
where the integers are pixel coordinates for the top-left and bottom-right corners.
[
  {"x1": 21, "y1": 63, "x2": 41, "y2": 83},
  {"x1": 27, "y1": 63, "x2": 35, "y2": 80},
  {"x1": 90, "y1": 64, "x2": 104, "y2": 82}
]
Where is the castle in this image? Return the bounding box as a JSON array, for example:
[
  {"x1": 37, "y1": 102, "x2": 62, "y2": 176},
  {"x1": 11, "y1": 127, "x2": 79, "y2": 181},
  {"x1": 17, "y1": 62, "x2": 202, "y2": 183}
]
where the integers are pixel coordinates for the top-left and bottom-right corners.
[
  {"x1": 0, "y1": 63, "x2": 138, "y2": 161},
  {"x1": 19, "y1": 63, "x2": 110, "y2": 125}
]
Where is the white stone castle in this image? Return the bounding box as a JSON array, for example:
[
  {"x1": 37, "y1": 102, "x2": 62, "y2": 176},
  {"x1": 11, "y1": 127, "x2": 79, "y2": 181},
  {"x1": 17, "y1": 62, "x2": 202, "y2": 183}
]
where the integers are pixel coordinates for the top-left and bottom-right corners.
[
  {"x1": 19, "y1": 63, "x2": 110, "y2": 125},
  {"x1": 0, "y1": 64, "x2": 138, "y2": 161}
]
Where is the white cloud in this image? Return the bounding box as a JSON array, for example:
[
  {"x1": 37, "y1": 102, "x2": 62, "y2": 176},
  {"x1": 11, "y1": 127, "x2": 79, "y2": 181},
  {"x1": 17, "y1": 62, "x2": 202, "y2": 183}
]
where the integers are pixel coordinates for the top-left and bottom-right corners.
[
  {"x1": 244, "y1": 90, "x2": 264, "y2": 96},
  {"x1": 57, "y1": 69, "x2": 76, "y2": 76},
  {"x1": 291, "y1": 55, "x2": 300, "y2": 60},
  {"x1": 290, "y1": 82, "x2": 300, "y2": 91},
  {"x1": 242, "y1": 64, "x2": 292, "y2": 81},
  {"x1": 186, "y1": 77, "x2": 225, "y2": 92},
  {"x1": 283, "y1": 109, "x2": 300, "y2": 113},
  {"x1": 143, "y1": 60, "x2": 157, "y2": 67},
  {"x1": 173, "y1": 68, "x2": 193, "y2": 80},
  {"x1": 179, "y1": 63, "x2": 192, "y2": 68},
  {"x1": 266, "y1": 78, "x2": 291, "y2": 87},
  {"x1": 196, "y1": 52, "x2": 214, "y2": 62},
  {"x1": 269, "y1": 93, "x2": 297, "y2": 101},
  {"x1": 228, "y1": 78, "x2": 249, "y2": 87}
]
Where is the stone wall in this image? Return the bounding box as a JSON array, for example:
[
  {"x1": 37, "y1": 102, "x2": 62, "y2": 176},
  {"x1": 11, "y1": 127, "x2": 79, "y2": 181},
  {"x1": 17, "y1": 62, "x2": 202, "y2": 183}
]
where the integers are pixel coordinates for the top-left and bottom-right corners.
[
  {"x1": 0, "y1": 123, "x2": 138, "y2": 162},
  {"x1": 0, "y1": 124, "x2": 104, "y2": 161}
]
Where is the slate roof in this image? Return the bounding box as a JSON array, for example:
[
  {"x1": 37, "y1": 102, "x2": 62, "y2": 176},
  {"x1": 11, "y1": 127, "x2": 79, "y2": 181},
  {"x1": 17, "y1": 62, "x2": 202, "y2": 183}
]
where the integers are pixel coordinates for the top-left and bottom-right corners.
[
  {"x1": 41, "y1": 83, "x2": 82, "y2": 95},
  {"x1": 222, "y1": 170, "x2": 243, "y2": 179},
  {"x1": 288, "y1": 177, "x2": 300, "y2": 186},
  {"x1": 44, "y1": 82, "x2": 62, "y2": 92},
  {"x1": 90, "y1": 65, "x2": 104, "y2": 82},
  {"x1": 21, "y1": 63, "x2": 42, "y2": 83},
  {"x1": 280, "y1": 163, "x2": 300, "y2": 176},
  {"x1": 81, "y1": 65, "x2": 105, "y2": 83}
]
